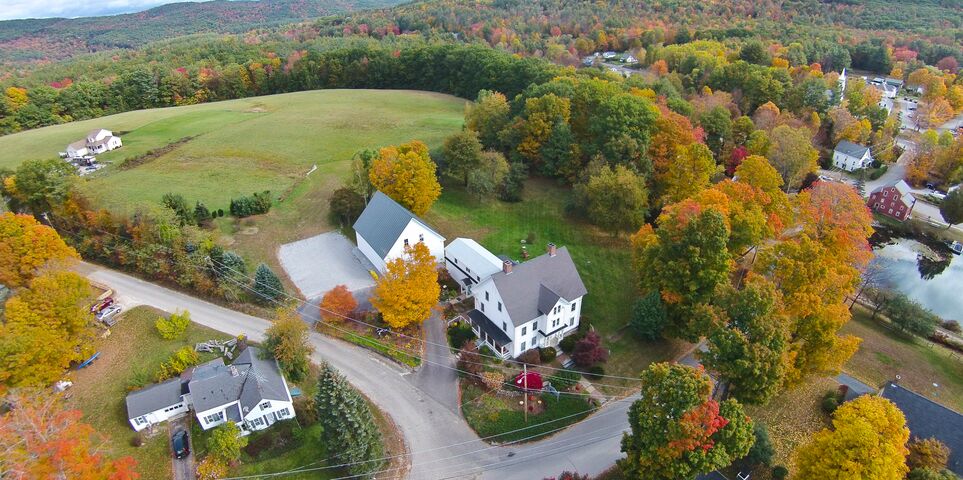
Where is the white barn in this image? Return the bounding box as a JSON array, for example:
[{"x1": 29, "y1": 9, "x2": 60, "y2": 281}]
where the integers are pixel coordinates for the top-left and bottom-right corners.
[
  {"x1": 353, "y1": 191, "x2": 445, "y2": 273},
  {"x1": 444, "y1": 238, "x2": 504, "y2": 295},
  {"x1": 465, "y1": 244, "x2": 587, "y2": 359},
  {"x1": 833, "y1": 140, "x2": 874, "y2": 172},
  {"x1": 126, "y1": 347, "x2": 295, "y2": 434}
]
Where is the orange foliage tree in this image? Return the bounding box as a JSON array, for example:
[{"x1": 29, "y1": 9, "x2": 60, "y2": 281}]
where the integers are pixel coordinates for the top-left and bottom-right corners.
[
  {"x1": 319, "y1": 284, "x2": 358, "y2": 322},
  {"x1": 0, "y1": 391, "x2": 139, "y2": 480},
  {"x1": 371, "y1": 242, "x2": 440, "y2": 329},
  {"x1": 368, "y1": 140, "x2": 441, "y2": 216}
]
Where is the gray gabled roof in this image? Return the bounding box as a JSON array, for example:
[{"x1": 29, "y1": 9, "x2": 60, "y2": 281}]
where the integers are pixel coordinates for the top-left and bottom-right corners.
[
  {"x1": 834, "y1": 140, "x2": 870, "y2": 159},
  {"x1": 881, "y1": 382, "x2": 963, "y2": 475},
  {"x1": 187, "y1": 346, "x2": 291, "y2": 414},
  {"x1": 489, "y1": 246, "x2": 587, "y2": 326},
  {"x1": 126, "y1": 377, "x2": 185, "y2": 419},
  {"x1": 352, "y1": 191, "x2": 443, "y2": 259}
]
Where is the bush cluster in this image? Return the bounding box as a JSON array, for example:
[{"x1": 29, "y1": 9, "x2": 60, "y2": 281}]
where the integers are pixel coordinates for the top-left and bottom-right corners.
[{"x1": 229, "y1": 191, "x2": 272, "y2": 217}]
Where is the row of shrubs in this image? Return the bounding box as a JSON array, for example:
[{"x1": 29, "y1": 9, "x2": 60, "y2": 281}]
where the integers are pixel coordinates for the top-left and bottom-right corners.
[{"x1": 229, "y1": 190, "x2": 273, "y2": 217}]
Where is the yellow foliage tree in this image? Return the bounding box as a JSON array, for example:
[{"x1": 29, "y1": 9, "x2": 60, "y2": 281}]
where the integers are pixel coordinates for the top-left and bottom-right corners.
[
  {"x1": 368, "y1": 141, "x2": 441, "y2": 216},
  {"x1": 0, "y1": 212, "x2": 78, "y2": 287},
  {"x1": 794, "y1": 396, "x2": 909, "y2": 480},
  {"x1": 0, "y1": 270, "x2": 93, "y2": 389},
  {"x1": 371, "y1": 242, "x2": 440, "y2": 329}
]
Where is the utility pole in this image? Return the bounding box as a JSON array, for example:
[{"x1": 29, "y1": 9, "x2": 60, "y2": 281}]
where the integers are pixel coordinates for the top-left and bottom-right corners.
[{"x1": 523, "y1": 363, "x2": 528, "y2": 424}]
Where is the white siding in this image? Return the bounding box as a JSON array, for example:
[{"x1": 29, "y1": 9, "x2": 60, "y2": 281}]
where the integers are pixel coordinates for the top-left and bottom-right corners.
[
  {"x1": 356, "y1": 232, "x2": 387, "y2": 273},
  {"x1": 129, "y1": 399, "x2": 189, "y2": 432},
  {"x1": 473, "y1": 279, "x2": 515, "y2": 356},
  {"x1": 384, "y1": 219, "x2": 445, "y2": 267},
  {"x1": 195, "y1": 402, "x2": 235, "y2": 431},
  {"x1": 242, "y1": 400, "x2": 296, "y2": 432}
]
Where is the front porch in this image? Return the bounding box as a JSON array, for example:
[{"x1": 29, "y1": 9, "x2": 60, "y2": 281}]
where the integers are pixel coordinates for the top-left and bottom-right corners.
[{"x1": 465, "y1": 309, "x2": 512, "y2": 359}]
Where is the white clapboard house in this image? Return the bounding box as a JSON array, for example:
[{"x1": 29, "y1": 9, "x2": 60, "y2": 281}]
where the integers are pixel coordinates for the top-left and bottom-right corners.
[
  {"x1": 66, "y1": 129, "x2": 122, "y2": 159},
  {"x1": 353, "y1": 191, "x2": 445, "y2": 273},
  {"x1": 125, "y1": 346, "x2": 295, "y2": 434}
]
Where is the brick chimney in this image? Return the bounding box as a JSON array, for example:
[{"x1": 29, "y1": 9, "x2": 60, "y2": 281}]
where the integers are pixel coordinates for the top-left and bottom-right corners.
[
  {"x1": 547, "y1": 243, "x2": 557, "y2": 257},
  {"x1": 502, "y1": 260, "x2": 513, "y2": 274}
]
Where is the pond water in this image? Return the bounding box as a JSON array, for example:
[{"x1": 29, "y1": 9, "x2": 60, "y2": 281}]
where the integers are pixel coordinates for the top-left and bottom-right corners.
[{"x1": 870, "y1": 237, "x2": 962, "y2": 321}]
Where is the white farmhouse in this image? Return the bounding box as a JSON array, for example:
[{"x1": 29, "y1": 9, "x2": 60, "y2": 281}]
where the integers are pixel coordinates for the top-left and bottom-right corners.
[
  {"x1": 66, "y1": 129, "x2": 122, "y2": 159},
  {"x1": 444, "y1": 237, "x2": 504, "y2": 295},
  {"x1": 465, "y1": 243, "x2": 587, "y2": 359},
  {"x1": 832, "y1": 140, "x2": 874, "y2": 171},
  {"x1": 126, "y1": 346, "x2": 295, "y2": 434},
  {"x1": 353, "y1": 191, "x2": 445, "y2": 273}
]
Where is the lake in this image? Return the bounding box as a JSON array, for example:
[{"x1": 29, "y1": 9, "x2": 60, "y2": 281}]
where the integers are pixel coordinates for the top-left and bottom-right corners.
[{"x1": 870, "y1": 237, "x2": 962, "y2": 321}]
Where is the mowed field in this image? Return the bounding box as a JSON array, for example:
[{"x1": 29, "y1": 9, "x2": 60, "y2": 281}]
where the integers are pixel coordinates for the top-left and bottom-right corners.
[{"x1": 0, "y1": 89, "x2": 466, "y2": 270}]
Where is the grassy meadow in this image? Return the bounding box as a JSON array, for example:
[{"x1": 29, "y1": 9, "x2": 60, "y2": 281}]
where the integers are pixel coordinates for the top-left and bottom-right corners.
[{"x1": 0, "y1": 89, "x2": 466, "y2": 274}]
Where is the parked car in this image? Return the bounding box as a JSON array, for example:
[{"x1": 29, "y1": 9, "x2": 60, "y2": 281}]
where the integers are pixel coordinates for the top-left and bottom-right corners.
[
  {"x1": 90, "y1": 297, "x2": 113, "y2": 313},
  {"x1": 98, "y1": 305, "x2": 122, "y2": 325},
  {"x1": 172, "y1": 430, "x2": 190, "y2": 459}
]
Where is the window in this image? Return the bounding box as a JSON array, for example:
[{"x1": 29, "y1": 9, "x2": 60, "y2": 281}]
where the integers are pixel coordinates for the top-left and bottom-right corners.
[
  {"x1": 454, "y1": 258, "x2": 458, "y2": 264},
  {"x1": 883, "y1": 190, "x2": 889, "y2": 197},
  {"x1": 497, "y1": 302, "x2": 502, "y2": 312},
  {"x1": 279, "y1": 408, "x2": 291, "y2": 418},
  {"x1": 419, "y1": 233, "x2": 424, "y2": 242},
  {"x1": 260, "y1": 401, "x2": 271, "y2": 410},
  {"x1": 571, "y1": 303, "x2": 577, "y2": 311},
  {"x1": 485, "y1": 291, "x2": 489, "y2": 301},
  {"x1": 521, "y1": 326, "x2": 527, "y2": 335},
  {"x1": 532, "y1": 321, "x2": 537, "y2": 331},
  {"x1": 205, "y1": 412, "x2": 225, "y2": 424},
  {"x1": 502, "y1": 322, "x2": 507, "y2": 331},
  {"x1": 569, "y1": 317, "x2": 575, "y2": 326},
  {"x1": 520, "y1": 341, "x2": 526, "y2": 351},
  {"x1": 135, "y1": 417, "x2": 147, "y2": 425},
  {"x1": 888, "y1": 208, "x2": 893, "y2": 214},
  {"x1": 253, "y1": 417, "x2": 264, "y2": 426},
  {"x1": 481, "y1": 303, "x2": 485, "y2": 312}
]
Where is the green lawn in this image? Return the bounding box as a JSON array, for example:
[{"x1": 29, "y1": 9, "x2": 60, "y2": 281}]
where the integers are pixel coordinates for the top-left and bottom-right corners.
[
  {"x1": 841, "y1": 305, "x2": 963, "y2": 411},
  {"x1": 0, "y1": 89, "x2": 466, "y2": 278},
  {"x1": 427, "y1": 180, "x2": 690, "y2": 380},
  {"x1": 460, "y1": 381, "x2": 594, "y2": 443},
  {"x1": 64, "y1": 305, "x2": 229, "y2": 480}
]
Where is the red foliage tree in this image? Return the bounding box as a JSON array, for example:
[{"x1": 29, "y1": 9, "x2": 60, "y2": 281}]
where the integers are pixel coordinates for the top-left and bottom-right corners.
[
  {"x1": 571, "y1": 331, "x2": 609, "y2": 367},
  {"x1": 726, "y1": 145, "x2": 749, "y2": 177}
]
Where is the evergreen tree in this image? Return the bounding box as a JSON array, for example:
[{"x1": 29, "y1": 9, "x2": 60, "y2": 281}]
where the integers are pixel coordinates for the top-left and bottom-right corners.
[
  {"x1": 630, "y1": 291, "x2": 667, "y2": 340},
  {"x1": 194, "y1": 202, "x2": 212, "y2": 226},
  {"x1": 253, "y1": 263, "x2": 283, "y2": 304},
  {"x1": 315, "y1": 362, "x2": 385, "y2": 478}
]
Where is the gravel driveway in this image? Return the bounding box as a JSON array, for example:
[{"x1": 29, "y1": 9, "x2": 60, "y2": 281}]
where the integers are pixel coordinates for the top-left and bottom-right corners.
[{"x1": 278, "y1": 232, "x2": 376, "y2": 299}]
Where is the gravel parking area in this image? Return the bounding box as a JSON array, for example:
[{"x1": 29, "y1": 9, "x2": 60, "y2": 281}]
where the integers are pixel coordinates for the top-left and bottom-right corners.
[{"x1": 278, "y1": 232, "x2": 376, "y2": 299}]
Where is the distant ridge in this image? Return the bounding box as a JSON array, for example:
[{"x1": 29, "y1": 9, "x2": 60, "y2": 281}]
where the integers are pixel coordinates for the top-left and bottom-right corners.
[{"x1": 0, "y1": 0, "x2": 404, "y2": 64}]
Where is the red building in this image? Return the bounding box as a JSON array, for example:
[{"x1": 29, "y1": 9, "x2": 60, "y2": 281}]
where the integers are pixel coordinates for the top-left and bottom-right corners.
[{"x1": 868, "y1": 180, "x2": 916, "y2": 221}]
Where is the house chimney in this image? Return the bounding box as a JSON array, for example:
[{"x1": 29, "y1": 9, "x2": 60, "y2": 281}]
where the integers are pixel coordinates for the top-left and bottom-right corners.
[
  {"x1": 502, "y1": 260, "x2": 513, "y2": 274},
  {"x1": 547, "y1": 243, "x2": 557, "y2": 257}
]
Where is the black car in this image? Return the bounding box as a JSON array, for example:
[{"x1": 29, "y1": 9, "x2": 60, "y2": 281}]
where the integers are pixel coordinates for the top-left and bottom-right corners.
[{"x1": 172, "y1": 430, "x2": 190, "y2": 459}]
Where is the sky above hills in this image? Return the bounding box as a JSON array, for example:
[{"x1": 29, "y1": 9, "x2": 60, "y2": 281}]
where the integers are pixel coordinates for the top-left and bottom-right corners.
[{"x1": 1, "y1": 0, "x2": 200, "y2": 21}]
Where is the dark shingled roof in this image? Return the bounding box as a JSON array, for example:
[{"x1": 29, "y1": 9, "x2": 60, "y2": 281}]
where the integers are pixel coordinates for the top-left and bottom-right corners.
[
  {"x1": 835, "y1": 140, "x2": 870, "y2": 159},
  {"x1": 880, "y1": 382, "x2": 963, "y2": 476},
  {"x1": 467, "y1": 309, "x2": 512, "y2": 346},
  {"x1": 352, "y1": 191, "x2": 442, "y2": 259},
  {"x1": 489, "y1": 246, "x2": 587, "y2": 326},
  {"x1": 188, "y1": 347, "x2": 291, "y2": 415},
  {"x1": 126, "y1": 377, "x2": 185, "y2": 419}
]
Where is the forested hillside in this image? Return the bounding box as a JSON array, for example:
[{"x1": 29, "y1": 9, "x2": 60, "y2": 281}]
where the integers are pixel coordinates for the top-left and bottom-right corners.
[{"x1": 0, "y1": 0, "x2": 405, "y2": 65}]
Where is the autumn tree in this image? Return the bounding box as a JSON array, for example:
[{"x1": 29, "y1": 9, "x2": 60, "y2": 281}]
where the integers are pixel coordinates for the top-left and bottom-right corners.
[
  {"x1": 263, "y1": 308, "x2": 312, "y2": 383},
  {"x1": 155, "y1": 310, "x2": 190, "y2": 340},
  {"x1": 767, "y1": 125, "x2": 818, "y2": 192},
  {"x1": 467, "y1": 151, "x2": 510, "y2": 199},
  {"x1": 319, "y1": 284, "x2": 357, "y2": 322},
  {"x1": 0, "y1": 212, "x2": 78, "y2": 288},
  {"x1": 580, "y1": 164, "x2": 648, "y2": 235},
  {"x1": 371, "y1": 242, "x2": 440, "y2": 329},
  {"x1": 368, "y1": 140, "x2": 441, "y2": 215},
  {"x1": 465, "y1": 90, "x2": 511, "y2": 149},
  {"x1": 650, "y1": 106, "x2": 699, "y2": 190},
  {"x1": 315, "y1": 361, "x2": 385, "y2": 478},
  {"x1": 620, "y1": 363, "x2": 754, "y2": 480},
  {"x1": 517, "y1": 93, "x2": 572, "y2": 169},
  {"x1": 0, "y1": 270, "x2": 93, "y2": 388},
  {"x1": 907, "y1": 438, "x2": 950, "y2": 471},
  {"x1": 701, "y1": 279, "x2": 789, "y2": 405},
  {"x1": 4, "y1": 158, "x2": 75, "y2": 215},
  {"x1": 794, "y1": 396, "x2": 909, "y2": 480},
  {"x1": 0, "y1": 391, "x2": 139, "y2": 479},
  {"x1": 734, "y1": 155, "x2": 784, "y2": 194},
  {"x1": 571, "y1": 331, "x2": 608, "y2": 367},
  {"x1": 633, "y1": 207, "x2": 730, "y2": 340},
  {"x1": 660, "y1": 143, "x2": 715, "y2": 204},
  {"x1": 207, "y1": 421, "x2": 248, "y2": 464},
  {"x1": 441, "y1": 129, "x2": 483, "y2": 185}
]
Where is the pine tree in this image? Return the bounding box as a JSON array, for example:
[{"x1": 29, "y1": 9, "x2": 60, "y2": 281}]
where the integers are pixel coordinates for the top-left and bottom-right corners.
[
  {"x1": 253, "y1": 263, "x2": 283, "y2": 304},
  {"x1": 315, "y1": 362, "x2": 385, "y2": 478}
]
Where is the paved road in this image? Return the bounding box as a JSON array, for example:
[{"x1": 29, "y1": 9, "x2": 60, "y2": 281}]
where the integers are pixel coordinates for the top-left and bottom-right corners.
[{"x1": 80, "y1": 262, "x2": 633, "y2": 479}]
